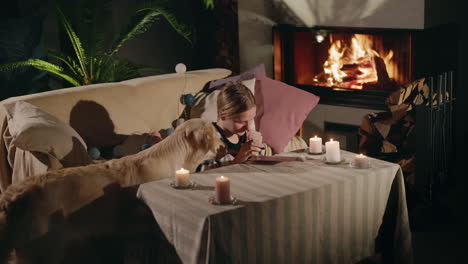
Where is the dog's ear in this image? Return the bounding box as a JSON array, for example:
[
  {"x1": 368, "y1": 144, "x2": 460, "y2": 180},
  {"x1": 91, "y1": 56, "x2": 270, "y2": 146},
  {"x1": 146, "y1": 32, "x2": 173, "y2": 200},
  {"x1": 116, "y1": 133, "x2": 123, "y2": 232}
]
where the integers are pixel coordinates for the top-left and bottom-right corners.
[
  {"x1": 184, "y1": 122, "x2": 224, "y2": 151},
  {"x1": 184, "y1": 121, "x2": 208, "y2": 147},
  {"x1": 185, "y1": 126, "x2": 204, "y2": 146},
  {"x1": 204, "y1": 123, "x2": 224, "y2": 152}
]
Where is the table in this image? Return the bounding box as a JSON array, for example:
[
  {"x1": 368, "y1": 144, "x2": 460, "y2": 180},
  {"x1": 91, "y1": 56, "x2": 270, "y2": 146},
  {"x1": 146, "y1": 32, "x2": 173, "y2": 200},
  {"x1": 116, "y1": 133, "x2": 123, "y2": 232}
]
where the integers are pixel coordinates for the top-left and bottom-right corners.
[{"x1": 137, "y1": 150, "x2": 412, "y2": 264}]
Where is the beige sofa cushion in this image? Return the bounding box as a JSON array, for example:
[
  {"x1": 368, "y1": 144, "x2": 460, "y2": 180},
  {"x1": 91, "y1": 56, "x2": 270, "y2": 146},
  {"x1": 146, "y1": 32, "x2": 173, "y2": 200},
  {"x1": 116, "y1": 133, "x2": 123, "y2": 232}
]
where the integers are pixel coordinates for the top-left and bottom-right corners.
[
  {"x1": 3, "y1": 101, "x2": 92, "y2": 184},
  {"x1": 4, "y1": 101, "x2": 88, "y2": 161}
]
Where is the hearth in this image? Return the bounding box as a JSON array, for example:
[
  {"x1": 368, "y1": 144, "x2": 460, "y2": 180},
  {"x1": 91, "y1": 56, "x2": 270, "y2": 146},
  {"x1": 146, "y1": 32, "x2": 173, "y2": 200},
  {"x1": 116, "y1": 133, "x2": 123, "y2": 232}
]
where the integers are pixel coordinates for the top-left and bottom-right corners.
[{"x1": 273, "y1": 24, "x2": 457, "y2": 110}]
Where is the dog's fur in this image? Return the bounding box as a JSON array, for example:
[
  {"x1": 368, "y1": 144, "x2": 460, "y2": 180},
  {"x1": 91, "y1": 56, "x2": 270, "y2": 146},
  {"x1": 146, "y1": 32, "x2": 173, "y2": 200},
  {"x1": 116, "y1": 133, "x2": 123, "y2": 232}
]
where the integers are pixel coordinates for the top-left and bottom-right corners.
[{"x1": 0, "y1": 119, "x2": 223, "y2": 263}]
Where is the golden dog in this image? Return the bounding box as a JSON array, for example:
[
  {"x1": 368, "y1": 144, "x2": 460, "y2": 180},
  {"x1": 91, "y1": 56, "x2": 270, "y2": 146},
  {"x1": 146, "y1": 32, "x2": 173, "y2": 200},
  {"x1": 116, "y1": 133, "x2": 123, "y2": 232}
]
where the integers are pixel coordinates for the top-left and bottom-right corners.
[{"x1": 0, "y1": 119, "x2": 223, "y2": 263}]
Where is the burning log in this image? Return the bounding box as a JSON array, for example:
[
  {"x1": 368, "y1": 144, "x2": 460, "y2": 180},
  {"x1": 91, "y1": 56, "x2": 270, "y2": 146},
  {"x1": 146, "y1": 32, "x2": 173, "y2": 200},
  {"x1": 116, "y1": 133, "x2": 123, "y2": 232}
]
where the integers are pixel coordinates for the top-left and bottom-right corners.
[
  {"x1": 375, "y1": 56, "x2": 391, "y2": 85},
  {"x1": 341, "y1": 64, "x2": 361, "y2": 77},
  {"x1": 362, "y1": 56, "x2": 399, "y2": 91}
]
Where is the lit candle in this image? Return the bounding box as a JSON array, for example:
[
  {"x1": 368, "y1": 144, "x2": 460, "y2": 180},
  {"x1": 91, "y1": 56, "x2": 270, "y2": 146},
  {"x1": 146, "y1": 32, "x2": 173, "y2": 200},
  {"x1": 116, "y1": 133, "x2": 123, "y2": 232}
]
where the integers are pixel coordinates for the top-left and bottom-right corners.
[
  {"x1": 354, "y1": 153, "x2": 369, "y2": 169},
  {"x1": 309, "y1": 135, "x2": 322, "y2": 153},
  {"x1": 325, "y1": 138, "x2": 341, "y2": 163},
  {"x1": 215, "y1": 176, "x2": 231, "y2": 204},
  {"x1": 175, "y1": 168, "x2": 190, "y2": 186}
]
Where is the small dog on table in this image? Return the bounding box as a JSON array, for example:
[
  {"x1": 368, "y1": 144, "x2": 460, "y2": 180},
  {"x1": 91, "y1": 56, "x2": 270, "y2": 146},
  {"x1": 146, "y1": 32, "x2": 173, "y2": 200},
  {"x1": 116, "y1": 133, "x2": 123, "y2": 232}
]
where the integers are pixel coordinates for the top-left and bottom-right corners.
[{"x1": 0, "y1": 119, "x2": 224, "y2": 264}]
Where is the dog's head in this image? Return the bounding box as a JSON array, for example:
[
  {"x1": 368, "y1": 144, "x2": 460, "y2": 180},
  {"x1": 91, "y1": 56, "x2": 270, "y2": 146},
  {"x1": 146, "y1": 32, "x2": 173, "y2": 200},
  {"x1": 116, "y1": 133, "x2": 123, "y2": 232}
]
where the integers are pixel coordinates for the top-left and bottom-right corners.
[{"x1": 176, "y1": 119, "x2": 224, "y2": 157}]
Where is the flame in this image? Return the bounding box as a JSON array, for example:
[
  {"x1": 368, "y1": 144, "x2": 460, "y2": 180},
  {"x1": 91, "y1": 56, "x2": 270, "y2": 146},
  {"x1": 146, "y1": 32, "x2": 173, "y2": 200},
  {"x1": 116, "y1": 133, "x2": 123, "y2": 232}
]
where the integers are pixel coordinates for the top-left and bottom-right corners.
[{"x1": 314, "y1": 34, "x2": 395, "y2": 90}]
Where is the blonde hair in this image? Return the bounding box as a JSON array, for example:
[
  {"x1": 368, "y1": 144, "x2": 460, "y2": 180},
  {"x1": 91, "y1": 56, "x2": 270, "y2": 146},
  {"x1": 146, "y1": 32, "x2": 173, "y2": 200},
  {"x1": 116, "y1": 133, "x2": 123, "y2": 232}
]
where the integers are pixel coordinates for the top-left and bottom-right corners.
[{"x1": 217, "y1": 82, "x2": 256, "y2": 119}]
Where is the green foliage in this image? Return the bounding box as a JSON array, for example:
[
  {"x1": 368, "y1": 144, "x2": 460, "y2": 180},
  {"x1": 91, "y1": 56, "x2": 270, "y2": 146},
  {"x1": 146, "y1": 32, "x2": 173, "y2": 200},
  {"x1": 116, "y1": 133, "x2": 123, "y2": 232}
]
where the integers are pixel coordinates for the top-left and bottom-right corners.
[
  {"x1": 203, "y1": 0, "x2": 215, "y2": 9},
  {"x1": 0, "y1": 58, "x2": 80, "y2": 86},
  {"x1": 0, "y1": 0, "x2": 213, "y2": 88}
]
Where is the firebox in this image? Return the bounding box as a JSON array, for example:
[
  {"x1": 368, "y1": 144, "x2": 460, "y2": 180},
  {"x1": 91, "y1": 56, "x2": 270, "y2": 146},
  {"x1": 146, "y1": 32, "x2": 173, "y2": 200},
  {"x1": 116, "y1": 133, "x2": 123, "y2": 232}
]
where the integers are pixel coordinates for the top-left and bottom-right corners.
[{"x1": 273, "y1": 25, "x2": 457, "y2": 110}]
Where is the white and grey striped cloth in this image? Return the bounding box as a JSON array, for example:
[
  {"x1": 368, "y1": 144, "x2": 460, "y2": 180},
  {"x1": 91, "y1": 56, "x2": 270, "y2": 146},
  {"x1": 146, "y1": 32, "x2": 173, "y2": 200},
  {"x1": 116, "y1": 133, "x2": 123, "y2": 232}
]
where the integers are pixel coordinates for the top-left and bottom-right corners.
[{"x1": 137, "y1": 150, "x2": 412, "y2": 264}]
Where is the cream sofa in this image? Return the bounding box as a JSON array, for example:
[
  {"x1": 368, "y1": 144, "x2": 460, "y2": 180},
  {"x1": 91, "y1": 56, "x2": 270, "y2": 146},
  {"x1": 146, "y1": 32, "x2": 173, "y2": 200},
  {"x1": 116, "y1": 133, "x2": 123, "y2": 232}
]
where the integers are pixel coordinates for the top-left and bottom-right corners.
[{"x1": 0, "y1": 68, "x2": 232, "y2": 193}]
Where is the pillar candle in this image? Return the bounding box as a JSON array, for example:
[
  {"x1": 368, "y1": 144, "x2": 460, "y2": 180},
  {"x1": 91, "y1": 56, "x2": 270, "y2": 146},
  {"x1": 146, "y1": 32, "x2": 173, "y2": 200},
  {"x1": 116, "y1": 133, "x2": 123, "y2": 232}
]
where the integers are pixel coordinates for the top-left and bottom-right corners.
[
  {"x1": 175, "y1": 168, "x2": 190, "y2": 186},
  {"x1": 325, "y1": 139, "x2": 341, "y2": 163},
  {"x1": 215, "y1": 176, "x2": 231, "y2": 204},
  {"x1": 354, "y1": 153, "x2": 369, "y2": 168},
  {"x1": 309, "y1": 135, "x2": 322, "y2": 153}
]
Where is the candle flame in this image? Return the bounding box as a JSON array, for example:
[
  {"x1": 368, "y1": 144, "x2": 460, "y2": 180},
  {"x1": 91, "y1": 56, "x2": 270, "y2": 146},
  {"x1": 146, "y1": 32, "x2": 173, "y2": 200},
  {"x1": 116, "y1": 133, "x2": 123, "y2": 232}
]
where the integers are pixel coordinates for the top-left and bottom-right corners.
[
  {"x1": 314, "y1": 135, "x2": 318, "y2": 138},
  {"x1": 330, "y1": 138, "x2": 334, "y2": 142}
]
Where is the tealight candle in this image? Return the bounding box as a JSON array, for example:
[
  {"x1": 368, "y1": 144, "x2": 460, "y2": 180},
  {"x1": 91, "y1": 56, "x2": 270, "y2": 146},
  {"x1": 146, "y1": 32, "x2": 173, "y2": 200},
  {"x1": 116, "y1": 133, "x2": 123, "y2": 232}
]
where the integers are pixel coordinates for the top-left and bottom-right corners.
[
  {"x1": 215, "y1": 176, "x2": 230, "y2": 204},
  {"x1": 309, "y1": 135, "x2": 322, "y2": 153},
  {"x1": 175, "y1": 168, "x2": 190, "y2": 186},
  {"x1": 354, "y1": 153, "x2": 369, "y2": 169},
  {"x1": 325, "y1": 138, "x2": 341, "y2": 163}
]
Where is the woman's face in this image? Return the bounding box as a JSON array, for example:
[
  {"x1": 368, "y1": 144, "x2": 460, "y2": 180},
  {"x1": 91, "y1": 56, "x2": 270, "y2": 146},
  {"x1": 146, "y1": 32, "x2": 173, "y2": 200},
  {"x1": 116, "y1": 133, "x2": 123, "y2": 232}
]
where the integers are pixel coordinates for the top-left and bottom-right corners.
[{"x1": 221, "y1": 107, "x2": 256, "y2": 136}]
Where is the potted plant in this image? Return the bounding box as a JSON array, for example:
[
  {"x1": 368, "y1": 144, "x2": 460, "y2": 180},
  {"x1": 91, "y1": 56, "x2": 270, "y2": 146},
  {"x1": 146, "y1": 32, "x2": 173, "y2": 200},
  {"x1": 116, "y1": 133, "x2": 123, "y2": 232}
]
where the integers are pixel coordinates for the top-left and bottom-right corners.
[{"x1": 0, "y1": 0, "x2": 214, "y2": 87}]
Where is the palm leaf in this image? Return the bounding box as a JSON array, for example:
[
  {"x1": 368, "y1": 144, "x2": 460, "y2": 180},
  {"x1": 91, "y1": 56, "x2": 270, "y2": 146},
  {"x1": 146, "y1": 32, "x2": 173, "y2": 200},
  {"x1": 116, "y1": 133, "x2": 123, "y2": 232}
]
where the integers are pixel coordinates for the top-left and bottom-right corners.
[
  {"x1": 75, "y1": 0, "x2": 114, "y2": 77},
  {"x1": 0, "y1": 59, "x2": 81, "y2": 86},
  {"x1": 140, "y1": 6, "x2": 193, "y2": 44},
  {"x1": 47, "y1": 49, "x2": 84, "y2": 79},
  {"x1": 93, "y1": 55, "x2": 140, "y2": 83},
  {"x1": 109, "y1": 10, "x2": 162, "y2": 56},
  {"x1": 56, "y1": 6, "x2": 89, "y2": 81},
  {"x1": 202, "y1": 0, "x2": 215, "y2": 9}
]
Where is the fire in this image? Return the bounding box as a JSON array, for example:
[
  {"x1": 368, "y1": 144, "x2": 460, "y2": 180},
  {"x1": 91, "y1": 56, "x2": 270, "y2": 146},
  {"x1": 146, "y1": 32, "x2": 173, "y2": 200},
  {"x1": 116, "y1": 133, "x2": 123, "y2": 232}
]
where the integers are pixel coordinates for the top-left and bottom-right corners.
[{"x1": 313, "y1": 34, "x2": 396, "y2": 90}]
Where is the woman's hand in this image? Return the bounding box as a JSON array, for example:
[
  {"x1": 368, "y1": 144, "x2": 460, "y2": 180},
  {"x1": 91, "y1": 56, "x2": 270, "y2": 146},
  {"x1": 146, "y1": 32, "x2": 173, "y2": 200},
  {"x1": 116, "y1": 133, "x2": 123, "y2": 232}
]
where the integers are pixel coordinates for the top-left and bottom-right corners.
[
  {"x1": 247, "y1": 130, "x2": 263, "y2": 146},
  {"x1": 233, "y1": 130, "x2": 263, "y2": 164},
  {"x1": 233, "y1": 140, "x2": 263, "y2": 164}
]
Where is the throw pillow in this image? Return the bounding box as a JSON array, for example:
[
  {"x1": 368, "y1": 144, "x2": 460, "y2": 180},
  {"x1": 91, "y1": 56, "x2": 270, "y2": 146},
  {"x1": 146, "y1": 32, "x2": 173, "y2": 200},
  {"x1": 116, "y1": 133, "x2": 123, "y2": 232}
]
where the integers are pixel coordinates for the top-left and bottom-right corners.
[
  {"x1": 4, "y1": 101, "x2": 92, "y2": 168},
  {"x1": 254, "y1": 73, "x2": 320, "y2": 154},
  {"x1": 190, "y1": 78, "x2": 256, "y2": 126},
  {"x1": 208, "y1": 64, "x2": 265, "y2": 89}
]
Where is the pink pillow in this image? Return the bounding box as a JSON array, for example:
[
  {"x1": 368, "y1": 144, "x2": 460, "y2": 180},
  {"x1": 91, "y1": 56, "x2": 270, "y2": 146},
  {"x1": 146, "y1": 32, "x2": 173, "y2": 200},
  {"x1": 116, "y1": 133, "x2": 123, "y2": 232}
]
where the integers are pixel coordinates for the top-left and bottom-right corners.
[{"x1": 254, "y1": 73, "x2": 320, "y2": 154}]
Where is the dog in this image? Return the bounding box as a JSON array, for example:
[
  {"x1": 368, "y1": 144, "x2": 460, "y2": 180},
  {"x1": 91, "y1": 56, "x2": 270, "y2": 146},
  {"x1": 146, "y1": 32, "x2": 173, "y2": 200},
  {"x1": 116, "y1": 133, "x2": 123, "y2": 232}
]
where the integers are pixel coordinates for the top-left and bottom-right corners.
[{"x1": 0, "y1": 118, "x2": 224, "y2": 263}]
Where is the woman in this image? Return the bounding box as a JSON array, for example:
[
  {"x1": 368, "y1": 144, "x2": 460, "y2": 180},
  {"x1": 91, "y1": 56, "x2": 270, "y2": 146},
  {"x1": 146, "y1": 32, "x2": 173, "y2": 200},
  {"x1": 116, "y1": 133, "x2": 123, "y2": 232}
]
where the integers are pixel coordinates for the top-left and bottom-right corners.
[{"x1": 197, "y1": 82, "x2": 264, "y2": 171}]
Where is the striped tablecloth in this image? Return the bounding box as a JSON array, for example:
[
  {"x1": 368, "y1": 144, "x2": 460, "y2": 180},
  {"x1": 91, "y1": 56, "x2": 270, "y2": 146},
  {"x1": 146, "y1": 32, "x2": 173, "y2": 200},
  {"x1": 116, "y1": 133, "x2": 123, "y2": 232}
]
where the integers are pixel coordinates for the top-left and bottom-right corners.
[{"x1": 137, "y1": 150, "x2": 412, "y2": 264}]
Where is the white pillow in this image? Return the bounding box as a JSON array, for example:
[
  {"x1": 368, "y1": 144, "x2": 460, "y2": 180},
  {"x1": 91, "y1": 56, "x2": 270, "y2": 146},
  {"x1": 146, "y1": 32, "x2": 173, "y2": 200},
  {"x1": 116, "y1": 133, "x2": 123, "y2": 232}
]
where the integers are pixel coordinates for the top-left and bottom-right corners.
[
  {"x1": 190, "y1": 78, "x2": 257, "y2": 129},
  {"x1": 4, "y1": 101, "x2": 88, "y2": 161}
]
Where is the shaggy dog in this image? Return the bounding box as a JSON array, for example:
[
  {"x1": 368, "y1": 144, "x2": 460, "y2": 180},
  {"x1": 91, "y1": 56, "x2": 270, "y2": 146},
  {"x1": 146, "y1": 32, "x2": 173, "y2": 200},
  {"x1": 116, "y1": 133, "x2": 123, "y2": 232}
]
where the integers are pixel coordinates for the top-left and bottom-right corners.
[{"x1": 0, "y1": 119, "x2": 223, "y2": 263}]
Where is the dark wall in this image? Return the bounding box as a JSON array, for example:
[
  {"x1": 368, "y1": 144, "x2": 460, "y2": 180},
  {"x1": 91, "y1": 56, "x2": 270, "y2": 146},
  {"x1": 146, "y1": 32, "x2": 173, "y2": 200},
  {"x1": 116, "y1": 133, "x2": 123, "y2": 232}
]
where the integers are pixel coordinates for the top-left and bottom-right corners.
[
  {"x1": 111, "y1": 0, "x2": 194, "y2": 74},
  {"x1": 0, "y1": 0, "x2": 51, "y2": 99},
  {"x1": 192, "y1": 0, "x2": 240, "y2": 74},
  {"x1": 425, "y1": 0, "x2": 468, "y2": 221}
]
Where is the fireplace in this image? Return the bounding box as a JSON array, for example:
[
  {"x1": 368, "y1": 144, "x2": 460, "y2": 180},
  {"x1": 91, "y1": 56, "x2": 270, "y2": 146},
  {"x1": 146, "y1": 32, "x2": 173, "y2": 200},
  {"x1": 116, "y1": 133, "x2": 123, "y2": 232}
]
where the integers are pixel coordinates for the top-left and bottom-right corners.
[{"x1": 273, "y1": 25, "x2": 457, "y2": 110}]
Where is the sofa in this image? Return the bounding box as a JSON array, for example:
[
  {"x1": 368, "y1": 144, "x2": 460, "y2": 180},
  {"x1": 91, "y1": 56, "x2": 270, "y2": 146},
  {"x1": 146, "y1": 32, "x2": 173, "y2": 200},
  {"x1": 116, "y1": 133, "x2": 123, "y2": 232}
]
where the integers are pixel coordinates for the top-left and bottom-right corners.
[{"x1": 0, "y1": 68, "x2": 233, "y2": 194}]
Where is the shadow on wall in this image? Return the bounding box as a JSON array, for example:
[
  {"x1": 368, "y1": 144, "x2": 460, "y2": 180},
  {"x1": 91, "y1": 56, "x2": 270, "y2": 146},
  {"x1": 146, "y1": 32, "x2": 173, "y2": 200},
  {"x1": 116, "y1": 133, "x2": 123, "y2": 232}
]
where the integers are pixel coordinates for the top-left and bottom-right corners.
[{"x1": 69, "y1": 100, "x2": 126, "y2": 148}]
